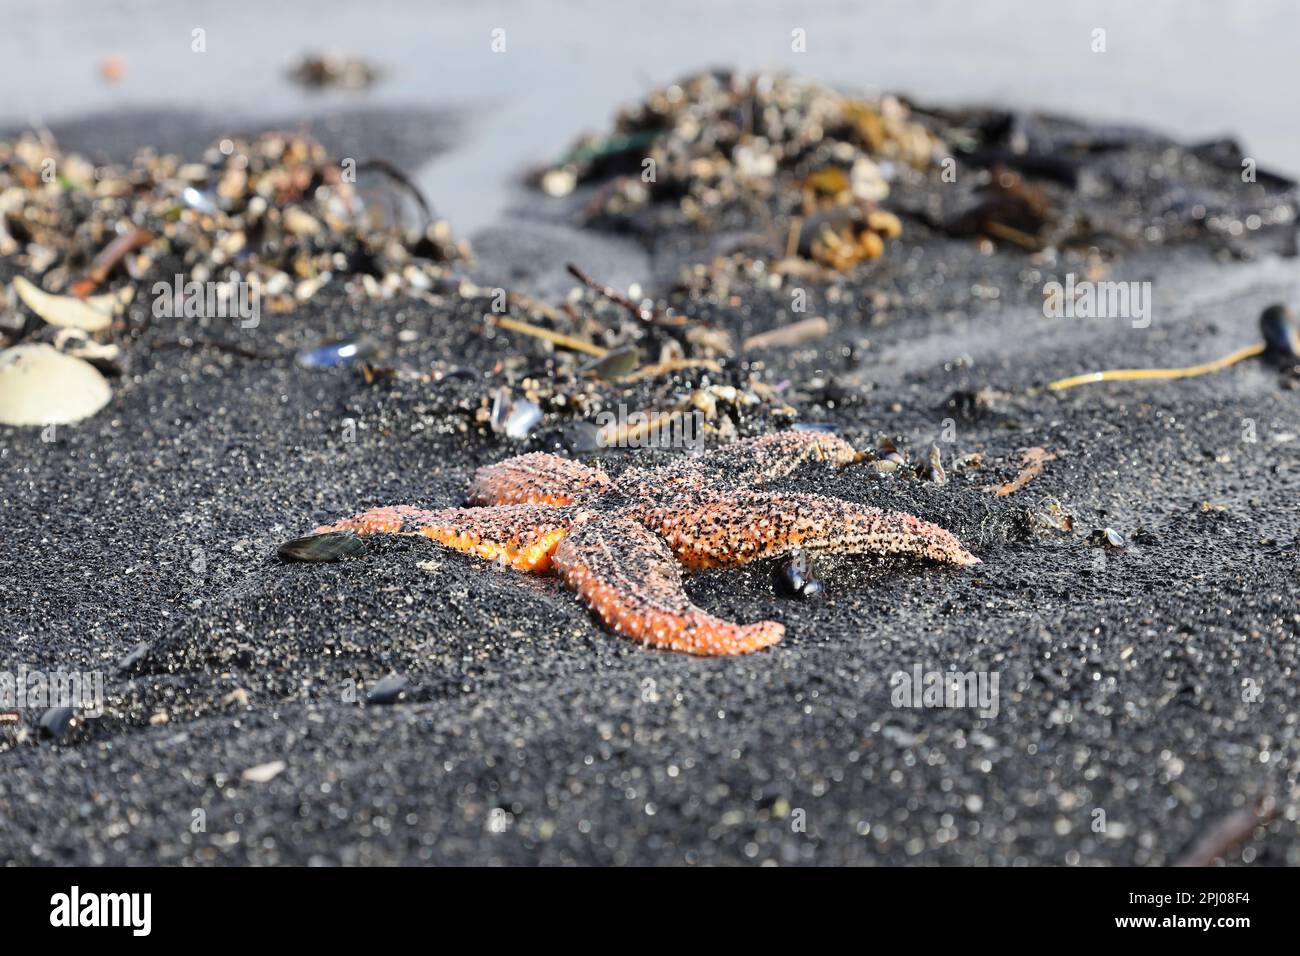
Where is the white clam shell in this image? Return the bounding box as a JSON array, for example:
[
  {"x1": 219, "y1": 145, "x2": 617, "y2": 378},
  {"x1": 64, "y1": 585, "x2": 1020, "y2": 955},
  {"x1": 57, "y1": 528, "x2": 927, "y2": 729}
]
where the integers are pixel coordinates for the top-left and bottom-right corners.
[{"x1": 0, "y1": 343, "x2": 112, "y2": 426}]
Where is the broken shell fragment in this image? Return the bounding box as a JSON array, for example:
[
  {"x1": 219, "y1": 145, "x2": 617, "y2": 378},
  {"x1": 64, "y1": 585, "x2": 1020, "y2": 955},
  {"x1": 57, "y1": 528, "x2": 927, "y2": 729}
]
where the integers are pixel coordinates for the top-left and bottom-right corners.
[
  {"x1": 1088, "y1": 527, "x2": 1127, "y2": 551},
  {"x1": 283, "y1": 207, "x2": 323, "y2": 237},
  {"x1": 1029, "y1": 501, "x2": 1074, "y2": 534},
  {"x1": 52, "y1": 328, "x2": 123, "y2": 372},
  {"x1": 487, "y1": 387, "x2": 543, "y2": 441},
  {"x1": 296, "y1": 337, "x2": 378, "y2": 369},
  {"x1": 505, "y1": 399, "x2": 543, "y2": 440},
  {"x1": 11, "y1": 276, "x2": 112, "y2": 333},
  {"x1": 0, "y1": 343, "x2": 112, "y2": 426},
  {"x1": 181, "y1": 186, "x2": 219, "y2": 216},
  {"x1": 277, "y1": 530, "x2": 366, "y2": 562},
  {"x1": 917, "y1": 445, "x2": 947, "y2": 483},
  {"x1": 490, "y1": 387, "x2": 512, "y2": 433}
]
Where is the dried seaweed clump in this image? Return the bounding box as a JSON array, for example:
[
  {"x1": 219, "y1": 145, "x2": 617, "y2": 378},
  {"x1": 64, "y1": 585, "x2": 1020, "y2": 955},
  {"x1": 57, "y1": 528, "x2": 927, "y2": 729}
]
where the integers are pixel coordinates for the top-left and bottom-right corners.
[{"x1": 533, "y1": 70, "x2": 938, "y2": 270}]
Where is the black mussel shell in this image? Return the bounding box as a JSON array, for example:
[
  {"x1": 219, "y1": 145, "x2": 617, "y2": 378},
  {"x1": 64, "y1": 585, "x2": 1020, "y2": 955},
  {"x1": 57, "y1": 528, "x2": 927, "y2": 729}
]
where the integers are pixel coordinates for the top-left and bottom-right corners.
[
  {"x1": 793, "y1": 575, "x2": 825, "y2": 597},
  {"x1": 1260, "y1": 304, "x2": 1299, "y2": 357},
  {"x1": 277, "y1": 531, "x2": 365, "y2": 562},
  {"x1": 776, "y1": 549, "x2": 825, "y2": 598},
  {"x1": 538, "y1": 421, "x2": 601, "y2": 454},
  {"x1": 366, "y1": 675, "x2": 408, "y2": 705},
  {"x1": 581, "y1": 346, "x2": 641, "y2": 380}
]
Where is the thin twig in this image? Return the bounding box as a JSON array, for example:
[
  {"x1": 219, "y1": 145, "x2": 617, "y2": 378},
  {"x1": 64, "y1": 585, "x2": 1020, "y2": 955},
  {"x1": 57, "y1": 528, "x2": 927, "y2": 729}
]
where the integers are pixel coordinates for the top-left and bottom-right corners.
[
  {"x1": 566, "y1": 262, "x2": 655, "y2": 324},
  {"x1": 1174, "y1": 795, "x2": 1280, "y2": 867},
  {"x1": 598, "y1": 408, "x2": 681, "y2": 447},
  {"x1": 152, "y1": 337, "x2": 282, "y2": 360},
  {"x1": 742, "y1": 316, "x2": 830, "y2": 352},
  {"x1": 506, "y1": 291, "x2": 564, "y2": 323},
  {"x1": 984, "y1": 221, "x2": 1043, "y2": 251},
  {"x1": 986, "y1": 447, "x2": 1056, "y2": 497},
  {"x1": 620, "y1": 358, "x2": 721, "y2": 382},
  {"x1": 784, "y1": 216, "x2": 803, "y2": 259},
  {"x1": 69, "y1": 228, "x2": 153, "y2": 297}
]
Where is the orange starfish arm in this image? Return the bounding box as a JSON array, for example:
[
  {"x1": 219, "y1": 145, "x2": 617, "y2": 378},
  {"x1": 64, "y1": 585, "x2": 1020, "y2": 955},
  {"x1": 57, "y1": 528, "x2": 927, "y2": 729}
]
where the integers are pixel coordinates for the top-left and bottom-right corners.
[
  {"x1": 621, "y1": 430, "x2": 856, "y2": 494},
  {"x1": 308, "y1": 504, "x2": 571, "y2": 572},
  {"x1": 636, "y1": 491, "x2": 979, "y2": 570},
  {"x1": 552, "y1": 515, "x2": 784, "y2": 656},
  {"x1": 467, "y1": 452, "x2": 611, "y2": 506}
]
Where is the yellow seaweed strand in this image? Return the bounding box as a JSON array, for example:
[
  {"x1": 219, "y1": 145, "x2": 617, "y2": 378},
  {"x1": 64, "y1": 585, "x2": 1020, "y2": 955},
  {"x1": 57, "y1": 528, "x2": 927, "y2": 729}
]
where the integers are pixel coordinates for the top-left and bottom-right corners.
[
  {"x1": 491, "y1": 315, "x2": 608, "y2": 357},
  {"x1": 1047, "y1": 342, "x2": 1265, "y2": 392}
]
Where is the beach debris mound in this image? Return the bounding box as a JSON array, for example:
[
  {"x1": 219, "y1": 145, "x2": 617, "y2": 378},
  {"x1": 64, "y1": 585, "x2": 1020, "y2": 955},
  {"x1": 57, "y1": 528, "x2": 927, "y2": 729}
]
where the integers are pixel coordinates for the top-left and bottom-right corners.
[
  {"x1": 532, "y1": 69, "x2": 939, "y2": 270},
  {"x1": 287, "y1": 52, "x2": 384, "y2": 90},
  {"x1": 0, "y1": 130, "x2": 466, "y2": 316}
]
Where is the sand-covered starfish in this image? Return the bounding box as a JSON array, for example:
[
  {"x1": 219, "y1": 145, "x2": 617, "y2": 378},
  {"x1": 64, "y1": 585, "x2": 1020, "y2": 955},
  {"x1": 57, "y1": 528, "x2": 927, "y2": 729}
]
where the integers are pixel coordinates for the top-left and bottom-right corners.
[{"x1": 279, "y1": 431, "x2": 978, "y2": 656}]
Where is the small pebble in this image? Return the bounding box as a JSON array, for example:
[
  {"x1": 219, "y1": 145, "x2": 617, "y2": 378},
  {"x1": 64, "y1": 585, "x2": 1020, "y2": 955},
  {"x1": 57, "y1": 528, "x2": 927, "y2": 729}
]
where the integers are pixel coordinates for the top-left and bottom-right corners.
[
  {"x1": 241, "y1": 760, "x2": 287, "y2": 784},
  {"x1": 181, "y1": 186, "x2": 218, "y2": 216},
  {"x1": 366, "y1": 676, "x2": 408, "y2": 706},
  {"x1": 222, "y1": 688, "x2": 250, "y2": 707},
  {"x1": 39, "y1": 707, "x2": 76, "y2": 741}
]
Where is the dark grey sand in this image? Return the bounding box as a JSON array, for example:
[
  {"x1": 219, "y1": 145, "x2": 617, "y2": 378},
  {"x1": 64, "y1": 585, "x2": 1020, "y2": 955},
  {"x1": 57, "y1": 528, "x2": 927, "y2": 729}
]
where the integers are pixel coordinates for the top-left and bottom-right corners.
[{"x1": 1, "y1": 108, "x2": 1298, "y2": 866}]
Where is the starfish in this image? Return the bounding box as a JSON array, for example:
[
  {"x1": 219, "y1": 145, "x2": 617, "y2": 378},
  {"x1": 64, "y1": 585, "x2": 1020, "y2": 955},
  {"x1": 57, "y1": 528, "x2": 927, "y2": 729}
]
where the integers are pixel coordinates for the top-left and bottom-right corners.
[{"x1": 278, "y1": 431, "x2": 978, "y2": 656}]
